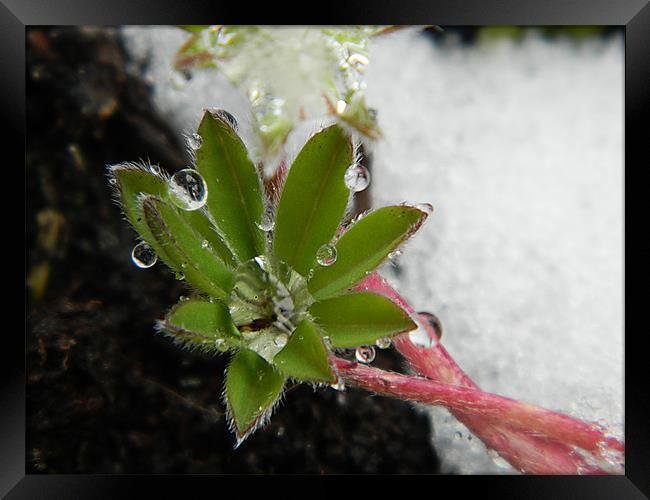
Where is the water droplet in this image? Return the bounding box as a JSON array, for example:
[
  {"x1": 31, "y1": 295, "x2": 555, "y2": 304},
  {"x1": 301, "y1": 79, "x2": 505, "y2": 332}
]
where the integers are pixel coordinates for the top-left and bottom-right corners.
[
  {"x1": 273, "y1": 333, "x2": 289, "y2": 348},
  {"x1": 201, "y1": 239, "x2": 210, "y2": 249},
  {"x1": 168, "y1": 169, "x2": 208, "y2": 211},
  {"x1": 344, "y1": 164, "x2": 370, "y2": 192},
  {"x1": 175, "y1": 271, "x2": 185, "y2": 281},
  {"x1": 316, "y1": 244, "x2": 337, "y2": 266},
  {"x1": 109, "y1": 177, "x2": 117, "y2": 185},
  {"x1": 214, "y1": 338, "x2": 227, "y2": 351},
  {"x1": 148, "y1": 163, "x2": 162, "y2": 176},
  {"x1": 416, "y1": 311, "x2": 443, "y2": 341},
  {"x1": 330, "y1": 378, "x2": 345, "y2": 391},
  {"x1": 322, "y1": 336, "x2": 332, "y2": 349},
  {"x1": 388, "y1": 249, "x2": 402, "y2": 261},
  {"x1": 355, "y1": 345, "x2": 375, "y2": 364},
  {"x1": 454, "y1": 431, "x2": 463, "y2": 440},
  {"x1": 376, "y1": 337, "x2": 391, "y2": 349},
  {"x1": 408, "y1": 322, "x2": 436, "y2": 349},
  {"x1": 179, "y1": 295, "x2": 189, "y2": 302},
  {"x1": 131, "y1": 242, "x2": 157, "y2": 268},
  {"x1": 187, "y1": 133, "x2": 202, "y2": 150},
  {"x1": 256, "y1": 209, "x2": 275, "y2": 232},
  {"x1": 208, "y1": 108, "x2": 238, "y2": 131},
  {"x1": 335, "y1": 100, "x2": 347, "y2": 114}
]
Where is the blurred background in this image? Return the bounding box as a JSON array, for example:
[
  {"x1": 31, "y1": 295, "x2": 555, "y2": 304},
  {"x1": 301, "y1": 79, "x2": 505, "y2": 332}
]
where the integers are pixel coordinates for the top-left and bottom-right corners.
[{"x1": 26, "y1": 26, "x2": 623, "y2": 474}]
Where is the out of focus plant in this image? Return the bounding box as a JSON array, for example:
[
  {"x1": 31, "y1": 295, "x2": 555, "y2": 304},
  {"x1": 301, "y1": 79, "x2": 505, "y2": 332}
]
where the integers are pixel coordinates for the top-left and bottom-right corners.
[{"x1": 173, "y1": 26, "x2": 396, "y2": 158}]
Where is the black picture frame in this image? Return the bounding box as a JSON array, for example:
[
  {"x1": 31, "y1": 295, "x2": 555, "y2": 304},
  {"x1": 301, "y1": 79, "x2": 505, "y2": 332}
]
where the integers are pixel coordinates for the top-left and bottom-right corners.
[{"x1": 10, "y1": 0, "x2": 649, "y2": 497}]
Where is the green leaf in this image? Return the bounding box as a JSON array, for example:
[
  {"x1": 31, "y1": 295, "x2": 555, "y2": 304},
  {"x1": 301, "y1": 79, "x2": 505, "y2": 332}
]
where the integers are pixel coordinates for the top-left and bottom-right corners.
[
  {"x1": 309, "y1": 205, "x2": 430, "y2": 300},
  {"x1": 195, "y1": 110, "x2": 266, "y2": 262},
  {"x1": 158, "y1": 298, "x2": 240, "y2": 350},
  {"x1": 110, "y1": 164, "x2": 171, "y2": 262},
  {"x1": 273, "y1": 125, "x2": 353, "y2": 276},
  {"x1": 273, "y1": 319, "x2": 335, "y2": 382},
  {"x1": 225, "y1": 349, "x2": 286, "y2": 440},
  {"x1": 309, "y1": 292, "x2": 416, "y2": 348},
  {"x1": 141, "y1": 196, "x2": 232, "y2": 299},
  {"x1": 110, "y1": 164, "x2": 235, "y2": 267}
]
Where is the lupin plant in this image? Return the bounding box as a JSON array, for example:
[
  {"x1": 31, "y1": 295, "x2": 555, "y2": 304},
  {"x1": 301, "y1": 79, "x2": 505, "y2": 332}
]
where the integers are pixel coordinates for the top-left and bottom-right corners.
[{"x1": 110, "y1": 110, "x2": 426, "y2": 442}]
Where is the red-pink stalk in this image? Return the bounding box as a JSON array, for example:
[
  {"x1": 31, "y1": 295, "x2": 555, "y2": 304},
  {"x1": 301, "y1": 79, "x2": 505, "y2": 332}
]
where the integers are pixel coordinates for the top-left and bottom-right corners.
[{"x1": 344, "y1": 272, "x2": 624, "y2": 475}]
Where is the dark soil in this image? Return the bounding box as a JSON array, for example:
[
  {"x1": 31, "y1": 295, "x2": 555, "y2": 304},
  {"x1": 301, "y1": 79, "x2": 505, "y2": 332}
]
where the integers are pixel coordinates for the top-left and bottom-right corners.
[{"x1": 26, "y1": 26, "x2": 440, "y2": 474}]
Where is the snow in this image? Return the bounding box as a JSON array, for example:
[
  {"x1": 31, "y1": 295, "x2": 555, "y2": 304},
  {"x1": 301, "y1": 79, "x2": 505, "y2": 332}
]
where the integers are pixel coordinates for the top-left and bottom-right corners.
[{"x1": 120, "y1": 27, "x2": 624, "y2": 474}]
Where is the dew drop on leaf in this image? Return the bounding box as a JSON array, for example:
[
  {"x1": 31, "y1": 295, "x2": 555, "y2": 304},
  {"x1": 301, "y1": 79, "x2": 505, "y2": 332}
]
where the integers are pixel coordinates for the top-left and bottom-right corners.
[
  {"x1": 148, "y1": 163, "x2": 162, "y2": 176},
  {"x1": 344, "y1": 163, "x2": 370, "y2": 192},
  {"x1": 168, "y1": 168, "x2": 208, "y2": 211},
  {"x1": 256, "y1": 209, "x2": 275, "y2": 232},
  {"x1": 208, "y1": 108, "x2": 238, "y2": 131},
  {"x1": 375, "y1": 337, "x2": 391, "y2": 349},
  {"x1": 316, "y1": 244, "x2": 337, "y2": 267},
  {"x1": 388, "y1": 249, "x2": 402, "y2": 261},
  {"x1": 201, "y1": 239, "x2": 210, "y2": 249},
  {"x1": 131, "y1": 242, "x2": 157, "y2": 268},
  {"x1": 355, "y1": 345, "x2": 375, "y2": 364}
]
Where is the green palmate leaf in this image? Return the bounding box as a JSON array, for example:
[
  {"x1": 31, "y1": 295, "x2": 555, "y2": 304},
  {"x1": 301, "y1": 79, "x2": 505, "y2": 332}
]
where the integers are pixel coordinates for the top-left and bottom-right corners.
[
  {"x1": 195, "y1": 110, "x2": 266, "y2": 262},
  {"x1": 158, "y1": 298, "x2": 240, "y2": 350},
  {"x1": 111, "y1": 164, "x2": 235, "y2": 267},
  {"x1": 141, "y1": 196, "x2": 232, "y2": 299},
  {"x1": 273, "y1": 125, "x2": 353, "y2": 276},
  {"x1": 309, "y1": 205, "x2": 430, "y2": 300},
  {"x1": 225, "y1": 348, "x2": 286, "y2": 439},
  {"x1": 309, "y1": 292, "x2": 416, "y2": 348},
  {"x1": 273, "y1": 319, "x2": 335, "y2": 383}
]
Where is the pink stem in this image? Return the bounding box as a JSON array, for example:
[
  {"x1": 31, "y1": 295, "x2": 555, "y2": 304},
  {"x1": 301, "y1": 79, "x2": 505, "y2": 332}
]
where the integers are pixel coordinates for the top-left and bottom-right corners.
[{"x1": 348, "y1": 272, "x2": 624, "y2": 475}]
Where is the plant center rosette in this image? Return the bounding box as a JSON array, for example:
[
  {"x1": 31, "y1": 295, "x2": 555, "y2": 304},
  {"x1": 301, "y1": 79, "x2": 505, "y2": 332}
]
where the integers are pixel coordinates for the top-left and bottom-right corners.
[{"x1": 109, "y1": 109, "x2": 429, "y2": 443}]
